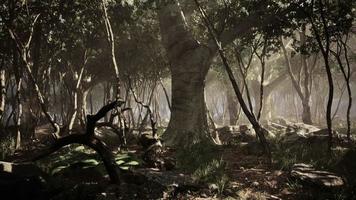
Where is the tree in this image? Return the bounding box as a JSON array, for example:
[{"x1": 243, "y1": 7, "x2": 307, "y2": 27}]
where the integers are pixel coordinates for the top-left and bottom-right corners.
[
  {"x1": 300, "y1": 0, "x2": 354, "y2": 151},
  {"x1": 280, "y1": 35, "x2": 318, "y2": 125},
  {"x1": 157, "y1": 0, "x2": 294, "y2": 147},
  {"x1": 194, "y1": 0, "x2": 273, "y2": 161}
]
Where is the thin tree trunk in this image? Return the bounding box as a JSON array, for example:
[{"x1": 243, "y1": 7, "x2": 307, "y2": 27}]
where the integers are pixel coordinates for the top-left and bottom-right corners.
[
  {"x1": 309, "y1": 0, "x2": 333, "y2": 152},
  {"x1": 300, "y1": 27, "x2": 313, "y2": 124},
  {"x1": 101, "y1": 0, "x2": 121, "y2": 101},
  {"x1": 15, "y1": 78, "x2": 22, "y2": 149},
  {"x1": 331, "y1": 82, "x2": 346, "y2": 120},
  {"x1": 194, "y1": 0, "x2": 271, "y2": 162},
  {"x1": 342, "y1": 42, "x2": 352, "y2": 141},
  {"x1": 68, "y1": 63, "x2": 86, "y2": 132},
  {"x1": 0, "y1": 62, "x2": 5, "y2": 122},
  {"x1": 332, "y1": 38, "x2": 353, "y2": 140},
  {"x1": 7, "y1": 15, "x2": 60, "y2": 136}
]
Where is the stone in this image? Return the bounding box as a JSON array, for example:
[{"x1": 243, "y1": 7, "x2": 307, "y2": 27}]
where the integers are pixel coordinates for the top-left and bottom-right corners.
[
  {"x1": 217, "y1": 125, "x2": 256, "y2": 145},
  {"x1": 0, "y1": 161, "x2": 48, "y2": 200},
  {"x1": 291, "y1": 163, "x2": 344, "y2": 188},
  {"x1": 0, "y1": 161, "x2": 47, "y2": 177},
  {"x1": 335, "y1": 148, "x2": 356, "y2": 186}
]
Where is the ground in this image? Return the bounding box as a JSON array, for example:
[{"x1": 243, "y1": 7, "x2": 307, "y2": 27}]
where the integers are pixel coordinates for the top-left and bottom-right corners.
[{"x1": 2, "y1": 130, "x2": 354, "y2": 200}]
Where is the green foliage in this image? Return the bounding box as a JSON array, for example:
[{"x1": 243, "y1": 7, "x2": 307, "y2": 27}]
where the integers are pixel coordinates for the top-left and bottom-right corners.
[
  {"x1": 0, "y1": 135, "x2": 15, "y2": 160},
  {"x1": 285, "y1": 178, "x2": 303, "y2": 192},
  {"x1": 114, "y1": 153, "x2": 141, "y2": 170},
  {"x1": 36, "y1": 144, "x2": 141, "y2": 176},
  {"x1": 176, "y1": 141, "x2": 220, "y2": 171},
  {"x1": 272, "y1": 141, "x2": 348, "y2": 171},
  {"x1": 176, "y1": 142, "x2": 229, "y2": 195},
  {"x1": 193, "y1": 158, "x2": 229, "y2": 195},
  {"x1": 155, "y1": 127, "x2": 166, "y2": 137}
]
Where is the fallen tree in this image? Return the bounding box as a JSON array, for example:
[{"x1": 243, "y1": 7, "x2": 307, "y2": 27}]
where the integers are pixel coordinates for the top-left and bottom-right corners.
[{"x1": 21, "y1": 100, "x2": 125, "y2": 184}]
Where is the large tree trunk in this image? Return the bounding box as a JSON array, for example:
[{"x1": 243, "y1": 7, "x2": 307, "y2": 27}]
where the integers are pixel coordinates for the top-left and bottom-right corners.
[
  {"x1": 164, "y1": 67, "x2": 210, "y2": 146},
  {"x1": 158, "y1": 1, "x2": 213, "y2": 146}
]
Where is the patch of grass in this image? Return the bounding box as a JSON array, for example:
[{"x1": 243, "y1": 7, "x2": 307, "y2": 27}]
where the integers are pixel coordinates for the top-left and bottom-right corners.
[
  {"x1": 176, "y1": 142, "x2": 229, "y2": 195},
  {"x1": 36, "y1": 144, "x2": 141, "y2": 176},
  {"x1": 286, "y1": 178, "x2": 303, "y2": 191},
  {"x1": 0, "y1": 135, "x2": 15, "y2": 160},
  {"x1": 272, "y1": 140, "x2": 348, "y2": 171}
]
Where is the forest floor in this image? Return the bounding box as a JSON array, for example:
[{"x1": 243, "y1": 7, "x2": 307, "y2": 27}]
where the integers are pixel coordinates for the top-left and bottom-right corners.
[
  {"x1": 222, "y1": 146, "x2": 298, "y2": 200},
  {"x1": 3, "y1": 129, "x2": 354, "y2": 200},
  {"x1": 4, "y1": 143, "x2": 303, "y2": 200}
]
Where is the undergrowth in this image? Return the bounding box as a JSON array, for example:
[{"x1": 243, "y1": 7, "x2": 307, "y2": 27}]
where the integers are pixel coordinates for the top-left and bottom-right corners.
[
  {"x1": 0, "y1": 135, "x2": 15, "y2": 160},
  {"x1": 176, "y1": 141, "x2": 229, "y2": 195},
  {"x1": 36, "y1": 144, "x2": 141, "y2": 176},
  {"x1": 272, "y1": 140, "x2": 348, "y2": 171}
]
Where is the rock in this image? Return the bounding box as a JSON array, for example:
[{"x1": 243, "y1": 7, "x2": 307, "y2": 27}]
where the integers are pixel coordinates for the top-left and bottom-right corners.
[
  {"x1": 288, "y1": 123, "x2": 320, "y2": 133},
  {"x1": 240, "y1": 141, "x2": 264, "y2": 155},
  {"x1": 335, "y1": 148, "x2": 356, "y2": 186},
  {"x1": 139, "y1": 134, "x2": 174, "y2": 170},
  {"x1": 291, "y1": 163, "x2": 344, "y2": 188},
  {"x1": 0, "y1": 161, "x2": 48, "y2": 200},
  {"x1": 281, "y1": 131, "x2": 309, "y2": 145},
  {"x1": 273, "y1": 118, "x2": 290, "y2": 126},
  {"x1": 139, "y1": 133, "x2": 159, "y2": 149},
  {"x1": 217, "y1": 125, "x2": 255, "y2": 145},
  {"x1": 0, "y1": 161, "x2": 47, "y2": 177},
  {"x1": 95, "y1": 127, "x2": 122, "y2": 148},
  {"x1": 280, "y1": 126, "x2": 330, "y2": 146},
  {"x1": 216, "y1": 126, "x2": 238, "y2": 145}
]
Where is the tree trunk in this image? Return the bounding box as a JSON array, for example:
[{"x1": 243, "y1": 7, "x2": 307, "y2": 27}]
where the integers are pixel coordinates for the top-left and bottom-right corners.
[
  {"x1": 301, "y1": 99, "x2": 312, "y2": 124},
  {"x1": 194, "y1": 0, "x2": 271, "y2": 162},
  {"x1": 280, "y1": 37, "x2": 313, "y2": 125},
  {"x1": 0, "y1": 64, "x2": 5, "y2": 122},
  {"x1": 300, "y1": 27, "x2": 313, "y2": 125},
  {"x1": 158, "y1": 1, "x2": 213, "y2": 146},
  {"x1": 164, "y1": 69, "x2": 210, "y2": 146},
  {"x1": 225, "y1": 80, "x2": 239, "y2": 125},
  {"x1": 15, "y1": 78, "x2": 22, "y2": 150}
]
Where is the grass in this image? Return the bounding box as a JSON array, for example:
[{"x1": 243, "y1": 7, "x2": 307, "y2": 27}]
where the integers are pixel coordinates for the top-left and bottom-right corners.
[
  {"x1": 176, "y1": 141, "x2": 229, "y2": 195},
  {"x1": 272, "y1": 140, "x2": 348, "y2": 171},
  {"x1": 0, "y1": 135, "x2": 15, "y2": 160},
  {"x1": 36, "y1": 144, "x2": 141, "y2": 176}
]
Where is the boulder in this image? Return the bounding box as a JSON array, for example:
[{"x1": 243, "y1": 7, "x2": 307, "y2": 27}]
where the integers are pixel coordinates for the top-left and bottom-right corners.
[
  {"x1": 335, "y1": 148, "x2": 356, "y2": 186},
  {"x1": 0, "y1": 161, "x2": 47, "y2": 177},
  {"x1": 291, "y1": 163, "x2": 344, "y2": 188},
  {"x1": 0, "y1": 161, "x2": 48, "y2": 200},
  {"x1": 216, "y1": 126, "x2": 238, "y2": 145},
  {"x1": 280, "y1": 125, "x2": 327, "y2": 146},
  {"x1": 216, "y1": 125, "x2": 255, "y2": 145}
]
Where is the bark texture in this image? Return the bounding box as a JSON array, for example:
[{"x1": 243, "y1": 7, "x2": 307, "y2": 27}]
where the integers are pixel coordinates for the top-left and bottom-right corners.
[{"x1": 158, "y1": 1, "x2": 213, "y2": 146}]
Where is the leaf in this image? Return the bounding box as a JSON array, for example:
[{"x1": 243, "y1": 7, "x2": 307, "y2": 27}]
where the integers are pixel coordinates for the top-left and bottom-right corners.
[
  {"x1": 74, "y1": 145, "x2": 85, "y2": 151},
  {"x1": 115, "y1": 154, "x2": 130, "y2": 160},
  {"x1": 119, "y1": 166, "x2": 129, "y2": 170},
  {"x1": 51, "y1": 165, "x2": 68, "y2": 175},
  {"x1": 81, "y1": 159, "x2": 99, "y2": 166},
  {"x1": 116, "y1": 160, "x2": 125, "y2": 165},
  {"x1": 124, "y1": 160, "x2": 140, "y2": 166}
]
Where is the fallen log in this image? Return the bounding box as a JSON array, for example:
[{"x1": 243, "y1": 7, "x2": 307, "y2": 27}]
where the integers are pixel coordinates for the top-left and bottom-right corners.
[{"x1": 21, "y1": 101, "x2": 125, "y2": 184}]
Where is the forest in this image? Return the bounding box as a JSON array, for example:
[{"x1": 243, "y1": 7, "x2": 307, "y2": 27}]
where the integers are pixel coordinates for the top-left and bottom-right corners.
[{"x1": 0, "y1": 0, "x2": 355, "y2": 199}]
